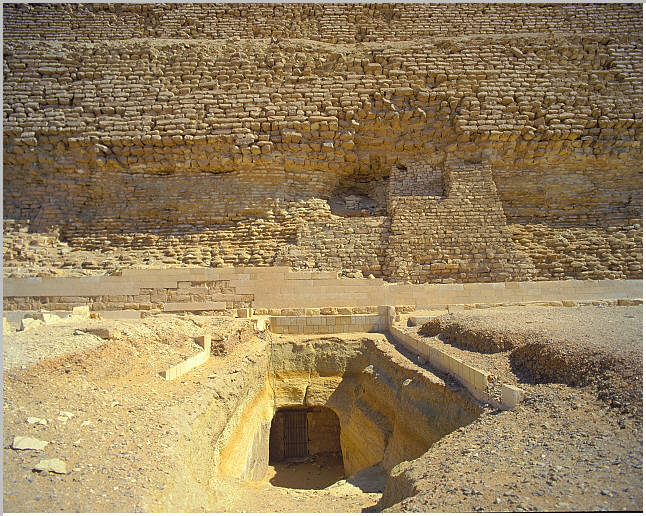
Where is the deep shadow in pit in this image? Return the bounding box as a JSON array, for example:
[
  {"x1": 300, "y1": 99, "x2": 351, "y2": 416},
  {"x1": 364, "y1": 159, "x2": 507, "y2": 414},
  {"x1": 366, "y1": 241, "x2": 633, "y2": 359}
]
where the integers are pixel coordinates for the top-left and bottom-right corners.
[{"x1": 267, "y1": 406, "x2": 345, "y2": 489}]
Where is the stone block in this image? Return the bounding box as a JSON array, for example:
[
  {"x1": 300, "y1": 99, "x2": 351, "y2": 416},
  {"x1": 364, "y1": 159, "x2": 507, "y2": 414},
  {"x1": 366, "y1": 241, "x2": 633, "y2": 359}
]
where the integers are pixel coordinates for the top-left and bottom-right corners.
[
  {"x1": 72, "y1": 305, "x2": 90, "y2": 318},
  {"x1": 84, "y1": 327, "x2": 121, "y2": 340},
  {"x1": 617, "y1": 298, "x2": 642, "y2": 306},
  {"x1": 41, "y1": 313, "x2": 61, "y2": 324},
  {"x1": 254, "y1": 317, "x2": 268, "y2": 331},
  {"x1": 163, "y1": 301, "x2": 226, "y2": 312},
  {"x1": 237, "y1": 308, "x2": 253, "y2": 318},
  {"x1": 470, "y1": 367, "x2": 489, "y2": 391},
  {"x1": 502, "y1": 384, "x2": 524, "y2": 408},
  {"x1": 196, "y1": 334, "x2": 211, "y2": 353},
  {"x1": 20, "y1": 317, "x2": 42, "y2": 331},
  {"x1": 99, "y1": 310, "x2": 142, "y2": 320}
]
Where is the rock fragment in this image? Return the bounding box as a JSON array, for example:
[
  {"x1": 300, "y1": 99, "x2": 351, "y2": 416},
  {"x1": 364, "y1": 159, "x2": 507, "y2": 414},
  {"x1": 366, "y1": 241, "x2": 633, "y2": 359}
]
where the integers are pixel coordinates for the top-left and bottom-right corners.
[
  {"x1": 26, "y1": 417, "x2": 48, "y2": 425},
  {"x1": 12, "y1": 436, "x2": 48, "y2": 451},
  {"x1": 33, "y1": 458, "x2": 68, "y2": 474}
]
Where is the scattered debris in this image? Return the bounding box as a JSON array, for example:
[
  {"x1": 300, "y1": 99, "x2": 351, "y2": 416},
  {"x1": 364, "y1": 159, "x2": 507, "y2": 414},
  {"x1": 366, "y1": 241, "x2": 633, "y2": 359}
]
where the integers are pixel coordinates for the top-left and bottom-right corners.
[
  {"x1": 83, "y1": 327, "x2": 121, "y2": 340},
  {"x1": 26, "y1": 417, "x2": 48, "y2": 426},
  {"x1": 12, "y1": 436, "x2": 48, "y2": 451},
  {"x1": 20, "y1": 318, "x2": 43, "y2": 332},
  {"x1": 72, "y1": 306, "x2": 90, "y2": 318},
  {"x1": 33, "y1": 458, "x2": 68, "y2": 474}
]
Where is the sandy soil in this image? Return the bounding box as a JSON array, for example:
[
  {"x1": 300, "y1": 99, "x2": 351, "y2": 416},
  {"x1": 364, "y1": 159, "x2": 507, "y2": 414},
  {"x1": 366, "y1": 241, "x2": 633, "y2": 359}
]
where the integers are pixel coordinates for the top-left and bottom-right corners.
[
  {"x1": 2, "y1": 314, "x2": 380, "y2": 513},
  {"x1": 214, "y1": 455, "x2": 381, "y2": 513},
  {"x1": 3, "y1": 305, "x2": 643, "y2": 513},
  {"x1": 266, "y1": 454, "x2": 345, "y2": 490},
  {"x1": 385, "y1": 305, "x2": 642, "y2": 512}
]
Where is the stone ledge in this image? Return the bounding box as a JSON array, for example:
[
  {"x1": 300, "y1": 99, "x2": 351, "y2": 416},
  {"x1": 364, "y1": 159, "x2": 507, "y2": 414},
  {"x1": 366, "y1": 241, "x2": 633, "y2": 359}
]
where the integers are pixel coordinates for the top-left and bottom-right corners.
[{"x1": 387, "y1": 325, "x2": 522, "y2": 409}]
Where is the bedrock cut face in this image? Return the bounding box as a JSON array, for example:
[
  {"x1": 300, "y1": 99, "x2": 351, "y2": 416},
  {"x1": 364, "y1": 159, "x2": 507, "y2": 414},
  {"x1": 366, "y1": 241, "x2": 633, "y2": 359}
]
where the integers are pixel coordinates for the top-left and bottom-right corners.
[{"x1": 191, "y1": 335, "x2": 480, "y2": 498}]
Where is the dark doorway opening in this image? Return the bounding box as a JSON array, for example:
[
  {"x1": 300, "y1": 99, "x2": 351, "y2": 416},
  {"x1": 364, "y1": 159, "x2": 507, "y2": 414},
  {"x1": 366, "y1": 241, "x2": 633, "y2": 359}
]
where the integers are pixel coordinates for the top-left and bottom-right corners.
[{"x1": 267, "y1": 407, "x2": 344, "y2": 489}]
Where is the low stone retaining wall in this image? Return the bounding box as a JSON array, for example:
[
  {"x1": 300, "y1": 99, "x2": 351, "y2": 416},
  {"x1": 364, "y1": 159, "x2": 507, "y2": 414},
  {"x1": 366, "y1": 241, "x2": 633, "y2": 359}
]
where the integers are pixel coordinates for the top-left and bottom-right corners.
[
  {"x1": 267, "y1": 306, "x2": 521, "y2": 409},
  {"x1": 4, "y1": 267, "x2": 642, "y2": 314},
  {"x1": 161, "y1": 335, "x2": 211, "y2": 381},
  {"x1": 270, "y1": 314, "x2": 387, "y2": 335},
  {"x1": 389, "y1": 326, "x2": 522, "y2": 409}
]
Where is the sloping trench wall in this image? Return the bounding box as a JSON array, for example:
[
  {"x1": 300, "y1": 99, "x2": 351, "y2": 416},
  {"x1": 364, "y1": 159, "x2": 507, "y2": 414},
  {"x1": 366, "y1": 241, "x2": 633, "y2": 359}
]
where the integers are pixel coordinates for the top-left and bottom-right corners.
[{"x1": 156, "y1": 335, "x2": 480, "y2": 511}]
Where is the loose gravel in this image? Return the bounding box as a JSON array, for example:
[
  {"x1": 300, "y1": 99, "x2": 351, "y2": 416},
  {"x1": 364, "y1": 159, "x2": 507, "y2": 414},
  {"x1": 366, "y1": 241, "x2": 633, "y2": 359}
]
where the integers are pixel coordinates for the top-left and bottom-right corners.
[
  {"x1": 3, "y1": 306, "x2": 642, "y2": 512},
  {"x1": 384, "y1": 305, "x2": 642, "y2": 512}
]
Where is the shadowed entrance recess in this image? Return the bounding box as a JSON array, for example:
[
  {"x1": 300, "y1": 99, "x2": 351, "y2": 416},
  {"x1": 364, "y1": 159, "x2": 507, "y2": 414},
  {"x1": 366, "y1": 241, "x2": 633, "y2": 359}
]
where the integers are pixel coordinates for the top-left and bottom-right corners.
[{"x1": 268, "y1": 407, "x2": 344, "y2": 489}]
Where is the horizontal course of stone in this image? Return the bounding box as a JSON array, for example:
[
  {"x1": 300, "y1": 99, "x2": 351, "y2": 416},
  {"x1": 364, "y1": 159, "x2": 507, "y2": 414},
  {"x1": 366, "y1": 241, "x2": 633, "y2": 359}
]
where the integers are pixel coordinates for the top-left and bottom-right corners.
[
  {"x1": 270, "y1": 314, "x2": 386, "y2": 335},
  {"x1": 3, "y1": 267, "x2": 642, "y2": 314},
  {"x1": 3, "y1": 3, "x2": 642, "y2": 284},
  {"x1": 4, "y1": 4, "x2": 640, "y2": 43}
]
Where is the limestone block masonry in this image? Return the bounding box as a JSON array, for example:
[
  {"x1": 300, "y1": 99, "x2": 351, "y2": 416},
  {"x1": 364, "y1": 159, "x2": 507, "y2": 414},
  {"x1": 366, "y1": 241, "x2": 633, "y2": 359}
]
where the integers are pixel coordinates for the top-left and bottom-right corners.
[
  {"x1": 270, "y1": 314, "x2": 386, "y2": 335},
  {"x1": 388, "y1": 325, "x2": 523, "y2": 409},
  {"x1": 3, "y1": 267, "x2": 642, "y2": 314},
  {"x1": 3, "y1": 4, "x2": 642, "y2": 283}
]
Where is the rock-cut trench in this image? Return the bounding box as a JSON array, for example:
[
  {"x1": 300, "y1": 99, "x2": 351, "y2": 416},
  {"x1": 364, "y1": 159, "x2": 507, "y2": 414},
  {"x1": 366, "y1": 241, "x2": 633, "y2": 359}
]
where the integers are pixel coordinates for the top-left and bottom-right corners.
[{"x1": 155, "y1": 334, "x2": 482, "y2": 512}]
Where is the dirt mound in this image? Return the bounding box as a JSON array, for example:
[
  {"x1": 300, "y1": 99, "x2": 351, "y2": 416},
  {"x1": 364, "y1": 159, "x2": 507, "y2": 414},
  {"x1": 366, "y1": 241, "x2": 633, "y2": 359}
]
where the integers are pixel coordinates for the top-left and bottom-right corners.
[
  {"x1": 510, "y1": 337, "x2": 642, "y2": 417},
  {"x1": 419, "y1": 316, "x2": 527, "y2": 353},
  {"x1": 419, "y1": 308, "x2": 642, "y2": 417}
]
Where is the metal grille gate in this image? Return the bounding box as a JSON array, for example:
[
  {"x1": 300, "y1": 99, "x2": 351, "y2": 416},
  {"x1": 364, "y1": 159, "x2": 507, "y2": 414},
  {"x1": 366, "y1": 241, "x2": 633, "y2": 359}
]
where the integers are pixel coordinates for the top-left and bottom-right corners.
[{"x1": 282, "y1": 409, "x2": 308, "y2": 458}]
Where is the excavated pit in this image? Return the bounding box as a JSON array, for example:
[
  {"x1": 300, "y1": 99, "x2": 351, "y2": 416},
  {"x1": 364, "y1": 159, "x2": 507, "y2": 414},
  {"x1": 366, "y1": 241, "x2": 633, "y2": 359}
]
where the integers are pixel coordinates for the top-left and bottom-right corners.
[{"x1": 160, "y1": 333, "x2": 482, "y2": 512}]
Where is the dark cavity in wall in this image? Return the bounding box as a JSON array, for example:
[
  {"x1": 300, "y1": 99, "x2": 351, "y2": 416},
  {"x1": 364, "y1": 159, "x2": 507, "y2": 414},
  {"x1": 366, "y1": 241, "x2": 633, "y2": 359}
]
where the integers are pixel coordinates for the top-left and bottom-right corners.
[
  {"x1": 327, "y1": 169, "x2": 390, "y2": 217},
  {"x1": 268, "y1": 406, "x2": 344, "y2": 489}
]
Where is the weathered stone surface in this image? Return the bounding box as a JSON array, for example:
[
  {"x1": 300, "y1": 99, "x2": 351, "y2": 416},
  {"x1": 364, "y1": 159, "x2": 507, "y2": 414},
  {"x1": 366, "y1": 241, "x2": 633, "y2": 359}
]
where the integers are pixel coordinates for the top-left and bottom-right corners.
[
  {"x1": 1, "y1": 4, "x2": 642, "y2": 284},
  {"x1": 83, "y1": 327, "x2": 121, "y2": 340},
  {"x1": 12, "y1": 436, "x2": 48, "y2": 451},
  {"x1": 26, "y1": 417, "x2": 48, "y2": 426},
  {"x1": 33, "y1": 458, "x2": 68, "y2": 474},
  {"x1": 20, "y1": 318, "x2": 42, "y2": 332}
]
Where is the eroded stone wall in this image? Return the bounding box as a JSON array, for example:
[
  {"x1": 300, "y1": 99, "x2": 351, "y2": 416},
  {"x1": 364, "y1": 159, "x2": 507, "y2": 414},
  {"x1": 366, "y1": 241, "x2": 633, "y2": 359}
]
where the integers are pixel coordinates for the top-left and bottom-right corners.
[
  {"x1": 3, "y1": 4, "x2": 642, "y2": 282},
  {"x1": 4, "y1": 3, "x2": 641, "y2": 43}
]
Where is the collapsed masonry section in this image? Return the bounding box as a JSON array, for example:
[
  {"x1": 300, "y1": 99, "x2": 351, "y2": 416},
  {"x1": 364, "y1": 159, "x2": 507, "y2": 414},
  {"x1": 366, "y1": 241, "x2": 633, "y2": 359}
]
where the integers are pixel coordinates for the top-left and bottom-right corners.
[
  {"x1": 384, "y1": 161, "x2": 535, "y2": 283},
  {"x1": 287, "y1": 160, "x2": 534, "y2": 283}
]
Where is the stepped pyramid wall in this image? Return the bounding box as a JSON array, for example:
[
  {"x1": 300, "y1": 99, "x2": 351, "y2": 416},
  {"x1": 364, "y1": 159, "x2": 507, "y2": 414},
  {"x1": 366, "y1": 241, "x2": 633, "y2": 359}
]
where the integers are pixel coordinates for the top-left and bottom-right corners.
[{"x1": 3, "y1": 3, "x2": 642, "y2": 281}]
